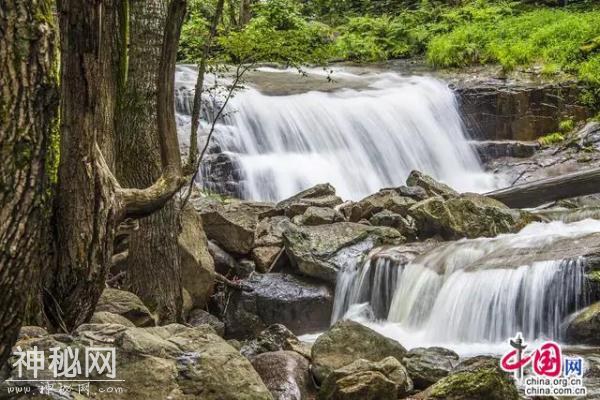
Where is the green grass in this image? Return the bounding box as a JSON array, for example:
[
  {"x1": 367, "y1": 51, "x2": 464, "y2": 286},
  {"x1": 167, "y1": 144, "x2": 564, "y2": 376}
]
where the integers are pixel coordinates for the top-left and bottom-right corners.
[
  {"x1": 538, "y1": 132, "x2": 565, "y2": 146},
  {"x1": 427, "y1": 8, "x2": 600, "y2": 84}
]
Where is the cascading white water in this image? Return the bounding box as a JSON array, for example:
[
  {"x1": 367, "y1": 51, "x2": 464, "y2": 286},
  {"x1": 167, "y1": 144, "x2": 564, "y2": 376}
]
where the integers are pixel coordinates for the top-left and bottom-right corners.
[
  {"x1": 332, "y1": 220, "x2": 600, "y2": 348},
  {"x1": 175, "y1": 66, "x2": 500, "y2": 202}
]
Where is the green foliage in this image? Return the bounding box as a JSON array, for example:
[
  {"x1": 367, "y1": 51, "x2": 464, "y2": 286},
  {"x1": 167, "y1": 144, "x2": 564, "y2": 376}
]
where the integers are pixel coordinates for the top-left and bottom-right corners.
[
  {"x1": 538, "y1": 132, "x2": 565, "y2": 146},
  {"x1": 220, "y1": 0, "x2": 336, "y2": 65},
  {"x1": 427, "y1": 8, "x2": 600, "y2": 84},
  {"x1": 558, "y1": 118, "x2": 574, "y2": 133}
]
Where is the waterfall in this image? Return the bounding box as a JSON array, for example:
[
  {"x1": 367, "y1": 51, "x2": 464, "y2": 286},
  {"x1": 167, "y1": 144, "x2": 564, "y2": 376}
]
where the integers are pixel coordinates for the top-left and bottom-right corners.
[
  {"x1": 175, "y1": 65, "x2": 499, "y2": 202},
  {"x1": 332, "y1": 220, "x2": 600, "y2": 346}
]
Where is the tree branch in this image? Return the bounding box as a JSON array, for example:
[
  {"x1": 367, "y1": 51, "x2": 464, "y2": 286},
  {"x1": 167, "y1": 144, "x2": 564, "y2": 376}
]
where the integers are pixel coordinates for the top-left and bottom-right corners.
[{"x1": 188, "y1": 0, "x2": 225, "y2": 167}]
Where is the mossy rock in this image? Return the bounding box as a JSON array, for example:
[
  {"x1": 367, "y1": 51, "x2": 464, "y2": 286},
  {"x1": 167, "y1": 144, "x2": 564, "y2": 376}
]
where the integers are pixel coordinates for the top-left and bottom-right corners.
[
  {"x1": 424, "y1": 356, "x2": 518, "y2": 400},
  {"x1": 311, "y1": 320, "x2": 408, "y2": 383}
]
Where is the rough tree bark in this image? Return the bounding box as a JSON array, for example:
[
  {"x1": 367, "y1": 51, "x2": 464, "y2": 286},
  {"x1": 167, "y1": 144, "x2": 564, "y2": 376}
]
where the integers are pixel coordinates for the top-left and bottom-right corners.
[
  {"x1": 486, "y1": 167, "x2": 600, "y2": 209},
  {"x1": 0, "y1": 0, "x2": 59, "y2": 364},
  {"x1": 116, "y1": 0, "x2": 183, "y2": 323},
  {"x1": 45, "y1": 0, "x2": 188, "y2": 332}
]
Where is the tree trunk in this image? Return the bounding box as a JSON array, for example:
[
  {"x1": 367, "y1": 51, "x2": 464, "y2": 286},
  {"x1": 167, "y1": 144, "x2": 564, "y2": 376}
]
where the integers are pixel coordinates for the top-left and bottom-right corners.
[
  {"x1": 116, "y1": 0, "x2": 182, "y2": 323},
  {"x1": 44, "y1": 0, "x2": 122, "y2": 331},
  {"x1": 45, "y1": 0, "x2": 188, "y2": 332},
  {"x1": 0, "y1": 0, "x2": 59, "y2": 363},
  {"x1": 486, "y1": 167, "x2": 600, "y2": 209}
]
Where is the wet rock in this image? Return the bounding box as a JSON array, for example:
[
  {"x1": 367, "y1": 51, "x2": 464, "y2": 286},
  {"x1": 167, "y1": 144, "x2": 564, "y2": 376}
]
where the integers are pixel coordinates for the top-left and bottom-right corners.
[
  {"x1": 241, "y1": 324, "x2": 311, "y2": 359},
  {"x1": 393, "y1": 185, "x2": 429, "y2": 201},
  {"x1": 187, "y1": 308, "x2": 225, "y2": 336},
  {"x1": 473, "y1": 140, "x2": 540, "y2": 163},
  {"x1": 418, "y1": 356, "x2": 519, "y2": 400},
  {"x1": 251, "y1": 351, "x2": 316, "y2": 400},
  {"x1": 199, "y1": 201, "x2": 274, "y2": 255},
  {"x1": 276, "y1": 184, "x2": 343, "y2": 218},
  {"x1": 369, "y1": 210, "x2": 417, "y2": 239},
  {"x1": 408, "y1": 193, "x2": 529, "y2": 240},
  {"x1": 311, "y1": 320, "x2": 408, "y2": 383},
  {"x1": 95, "y1": 288, "x2": 155, "y2": 327},
  {"x1": 566, "y1": 302, "x2": 600, "y2": 345},
  {"x1": 90, "y1": 311, "x2": 136, "y2": 327},
  {"x1": 402, "y1": 347, "x2": 459, "y2": 390},
  {"x1": 208, "y1": 240, "x2": 253, "y2": 278},
  {"x1": 297, "y1": 206, "x2": 344, "y2": 226},
  {"x1": 1, "y1": 324, "x2": 273, "y2": 400},
  {"x1": 17, "y1": 326, "x2": 49, "y2": 340},
  {"x1": 179, "y1": 206, "x2": 215, "y2": 307},
  {"x1": 319, "y1": 357, "x2": 412, "y2": 400},
  {"x1": 456, "y1": 82, "x2": 590, "y2": 141},
  {"x1": 341, "y1": 190, "x2": 417, "y2": 222},
  {"x1": 201, "y1": 152, "x2": 245, "y2": 198},
  {"x1": 283, "y1": 222, "x2": 403, "y2": 283},
  {"x1": 224, "y1": 273, "x2": 333, "y2": 339},
  {"x1": 255, "y1": 216, "x2": 290, "y2": 248},
  {"x1": 252, "y1": 246, "x2": 282, "y2": 273},
  {"x1": 406, "y1": 171, "x2": 458, "y2": 199}
]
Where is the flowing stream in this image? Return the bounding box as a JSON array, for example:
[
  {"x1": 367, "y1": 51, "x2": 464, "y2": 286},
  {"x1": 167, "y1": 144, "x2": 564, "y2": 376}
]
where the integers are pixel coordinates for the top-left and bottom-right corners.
[
  {"x1": 331, "y1": 219, "x2": 600, "y2": 354},
  {"x1": 175, "y1": 65, "x2": 500, "y2": 202}
]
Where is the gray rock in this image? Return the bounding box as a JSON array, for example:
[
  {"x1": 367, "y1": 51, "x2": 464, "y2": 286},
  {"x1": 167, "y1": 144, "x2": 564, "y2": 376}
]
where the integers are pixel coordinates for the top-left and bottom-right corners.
[
  {"x1": 251, "y1": 351, "x2": 315, "y2": 400},
  {"x1": 340, "y1": 190, "x2": 416, "y2": 222},
  {"x1": 17, "y1": 326, "x2": 48, "y2": 340},
  {"x1": 179, "y1": 206, "x2": 215, "y2": 308},
  {"x1": 241, "y1": 324, "x2": 311, "y2": 359},
  {"x1": 199, "y1": 200, "x2": 274, "y2": 255},
  {"x1": 187, "y1": 308, "x2": 225, "y2": 336},
  {"x1": 224, "y1": 273, "x2": 333, "y2": 339},
  {"x1": 276, "y1": 184, "x2": 343, "y2": 218},
  {"x1": 369, "y1": 210, "x2": 417, "y2": 239},
  {"x1": 95, "y1": 288, "x2": 155, "y2": 327},
  {"x1": 283, "y1": 222, "x2": 403, "y2": 283},
  {"x1": 402, "y1": 347, "x2": 459, "y2": 389},
  {"x1": 252, "y1": 246, "x2": 282, "y2": 273},
  {"x1": 311, "y1": 320, "x2": 408, "y2": 383},
  {"x1": 420, "y1": 356, "x2": 519, "y2": 400},
  {"x1": 406, "y1": 170, "x2": 458, "y2": 199},
  {"x1": 566, "y1": 302, "x2": 600, "y2": 345},
  {"x1": 90, "y1": 311, "x2": 136, "y2": 327},
  {"x1": 1, "y1": 323, "x2": 273, "y2": 400},
  {"x1": 299, "y1": 206, "x2": 344, "y2": 226},
  {"x1": 320, "y1": 357, "x2": 413, "y2": 400}
]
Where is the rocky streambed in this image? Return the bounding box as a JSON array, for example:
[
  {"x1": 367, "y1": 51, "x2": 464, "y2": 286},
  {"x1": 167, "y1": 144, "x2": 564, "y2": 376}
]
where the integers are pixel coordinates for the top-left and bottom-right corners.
[{"x1": 5, "y1": 134, "x2": 600, "y2": 398}]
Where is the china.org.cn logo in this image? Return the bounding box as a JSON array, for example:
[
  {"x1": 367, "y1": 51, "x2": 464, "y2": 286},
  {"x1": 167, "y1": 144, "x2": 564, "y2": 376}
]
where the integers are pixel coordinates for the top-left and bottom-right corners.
[
  {"x1": 5, "y1": 346, "x2": 124, "y2": 397},
  {"x1": 500, "y1": 333, "x2": 587, "y2": 397}
]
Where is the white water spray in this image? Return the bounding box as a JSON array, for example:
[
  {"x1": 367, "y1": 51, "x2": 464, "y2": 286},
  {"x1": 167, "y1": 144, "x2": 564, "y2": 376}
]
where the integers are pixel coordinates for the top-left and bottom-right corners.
[
  {"x1": 333, "y1": 220, "x2": 600, "y2": 348},
  {"x1": 175, "y1": 66, "x2": 499, "y2": 202}
]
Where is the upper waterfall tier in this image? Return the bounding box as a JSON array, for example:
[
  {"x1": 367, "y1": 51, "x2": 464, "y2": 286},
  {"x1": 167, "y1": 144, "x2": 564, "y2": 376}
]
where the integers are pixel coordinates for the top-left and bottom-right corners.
[{"x1": 175, "y1": 66, "x2": 501, "y2": 202}]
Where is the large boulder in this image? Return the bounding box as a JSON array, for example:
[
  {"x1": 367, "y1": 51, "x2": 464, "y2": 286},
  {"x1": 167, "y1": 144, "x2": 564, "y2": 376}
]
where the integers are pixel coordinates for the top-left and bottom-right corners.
[
  {"x1": 199, "y1": 200, "x2": 274, "y2": 255},
  {"x1": 566, "y1": 302, "x2": 600, "y2": 345},
  {"x1": 187, "y1": 308, "x2": 225, "y2": 336},
  {"x1": 341, "y1": 190, "x2": 417, "y2": 222},
  {"x1": 408, "y1": 193, "x2": 530, "y2": 240},
  {"x1": 179, "y1": 206, "x2": 215, "y2": 307},
  {"x1": 402, "y1": 347, "x2": 459, "y2": 390},
  {"x1": 296, "y1": 206, "x2": 345, "y2": 226},
  {"x1": 252, "y1": 246, "x2": 282, "y2": 273},
  {"x1": 1, "y1": 324, "x2": 273, "y2": 400},
  {"x1": 251, "y1": 351, "x2": 316, "y2": 400},
  {"x1": 418, "y1": 356, "x2": 519, "y2": 400},
  {"x1": 406, "y1": 171, "x2": 458, "y2": 199},
  {"x1": 90, "y1": 311, "x2": 136, "y2": 327},
  {"x1": 283, "y1": 222, "x2": 403, "y2": 283},
  {"x1": 224, "y1": 273, "x2": 333, "y2": 339},
  {"x1": 311, "y1": 320, "x2": 408, "y2": 383},
  {"x1": 369, "y1": 210, "x2": 417, "y2": 239},
  {"x1": 241, "y1": 324, "x2": 311, "y2": 359},
  {"x1": 276, "y1": 184, "x2": 343, "y2": 218},
  {"x1": 319, "y1": 357, "x2": 412, "y2": 400},
  {"x1": 95, "y1": 288, "x2": 155, "y2": 327}
]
